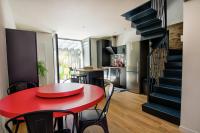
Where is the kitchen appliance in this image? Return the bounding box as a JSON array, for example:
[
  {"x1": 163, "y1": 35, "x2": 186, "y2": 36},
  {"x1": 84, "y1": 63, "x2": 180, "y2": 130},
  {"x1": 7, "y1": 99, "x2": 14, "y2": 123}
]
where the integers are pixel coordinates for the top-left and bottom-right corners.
[
  {"x1": 106, "y1": 46, "x2": 117, "y2": 54},
  {"x1": 97, "y1": 40, "x2": 111, "y2": 67},
  {"x1": 126, "y1": 41, "x2": 149, "y2": 93}
]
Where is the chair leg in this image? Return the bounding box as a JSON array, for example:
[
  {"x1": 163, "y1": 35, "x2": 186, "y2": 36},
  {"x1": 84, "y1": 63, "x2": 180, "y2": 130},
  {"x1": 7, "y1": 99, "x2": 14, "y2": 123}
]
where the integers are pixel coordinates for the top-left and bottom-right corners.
[
  {"x1": 74, "y1": 113, "x2": 80, "y2": 133},
  {"x1": 54, "y1": 118, "x2": 57, "y2": 130},
  {"x1": 79, "y1": 123, "x2": 88, "y2": 133},
  {"x1": 14, "y1": 121, "x2": 20, "y2": 133},
  {"x1": 103, "y1": 118, "x2": 109, "y2": 133},
  {"x1": 98, "y1": 118, "x2": 109, "y2": 133}
]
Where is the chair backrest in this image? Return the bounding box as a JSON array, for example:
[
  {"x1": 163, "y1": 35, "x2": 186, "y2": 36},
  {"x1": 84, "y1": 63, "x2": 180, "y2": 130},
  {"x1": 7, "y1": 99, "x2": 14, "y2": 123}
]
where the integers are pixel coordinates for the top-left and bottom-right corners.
[
  {"x1": 98, "y1": 83, "x2": 114, "y2": 120},
  {"x1": 5, "y1": 110, "x2": 76, "y2": 133},
  {"x1": 7, "y1": 81, "x2": 37, "y2": 95}
]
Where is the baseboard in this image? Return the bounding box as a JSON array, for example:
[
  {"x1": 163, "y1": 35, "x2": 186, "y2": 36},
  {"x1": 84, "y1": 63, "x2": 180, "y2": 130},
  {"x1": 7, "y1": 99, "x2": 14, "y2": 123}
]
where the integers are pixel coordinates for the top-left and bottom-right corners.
[{"x1": 179, "y1": 125, "x2": 199, "y2": 133}]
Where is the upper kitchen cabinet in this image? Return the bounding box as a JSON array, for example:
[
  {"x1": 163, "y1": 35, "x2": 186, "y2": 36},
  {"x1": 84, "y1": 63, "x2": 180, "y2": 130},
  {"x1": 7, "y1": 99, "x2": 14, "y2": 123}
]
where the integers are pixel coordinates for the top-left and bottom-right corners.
[
  {"x1": 6, "y1": 29, "x2": 39, "y2": 85},
  {"x1": 97, "y1": 39, "x2": 112, "y2": 67}
]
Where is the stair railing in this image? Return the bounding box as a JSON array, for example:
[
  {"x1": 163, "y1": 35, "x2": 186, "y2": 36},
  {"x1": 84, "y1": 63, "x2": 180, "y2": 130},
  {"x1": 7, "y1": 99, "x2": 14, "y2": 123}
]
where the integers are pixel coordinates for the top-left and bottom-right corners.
[
  {"x1": 147, "y1": 32, "x2": 169, "y2": 100},
  {"x1": 151, "y1": 0, "x2": 167, "y2": 29},
  {"x1": 146, "y1": 0, "x2": 168, "y2": 100}
]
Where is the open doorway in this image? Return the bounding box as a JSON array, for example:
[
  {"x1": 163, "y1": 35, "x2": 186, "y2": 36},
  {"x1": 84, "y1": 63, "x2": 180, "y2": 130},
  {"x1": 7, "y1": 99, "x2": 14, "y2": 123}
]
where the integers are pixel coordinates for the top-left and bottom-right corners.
[{"x1": 57, "y1": 38, "x2": 83, "y2": 83}]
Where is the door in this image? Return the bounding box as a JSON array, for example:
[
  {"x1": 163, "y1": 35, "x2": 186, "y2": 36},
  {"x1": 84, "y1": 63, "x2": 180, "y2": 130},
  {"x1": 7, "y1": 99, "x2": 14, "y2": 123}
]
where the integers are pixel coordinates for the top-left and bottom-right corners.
[{"x1": 57, "y1": 38, "x2": 82, "y2": 83}]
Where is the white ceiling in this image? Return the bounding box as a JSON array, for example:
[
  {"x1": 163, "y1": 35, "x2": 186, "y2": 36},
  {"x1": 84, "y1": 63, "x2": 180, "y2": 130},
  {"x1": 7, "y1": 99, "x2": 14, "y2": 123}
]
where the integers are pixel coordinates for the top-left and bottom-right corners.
[{"x1": 9, "y1": 0, "x2": 148, "y2": 40}]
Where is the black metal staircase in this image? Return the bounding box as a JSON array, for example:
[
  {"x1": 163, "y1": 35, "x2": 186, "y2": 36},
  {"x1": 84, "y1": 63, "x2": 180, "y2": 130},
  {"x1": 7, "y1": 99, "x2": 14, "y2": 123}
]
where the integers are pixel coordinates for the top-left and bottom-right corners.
[{"x1": 122, "y1": 0, "x2": 182, "y2": 125}]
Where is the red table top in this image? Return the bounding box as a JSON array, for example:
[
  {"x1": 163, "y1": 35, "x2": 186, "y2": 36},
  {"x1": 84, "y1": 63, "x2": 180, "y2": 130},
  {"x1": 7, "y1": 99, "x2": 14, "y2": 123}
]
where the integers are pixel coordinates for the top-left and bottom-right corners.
[
  {"x1": 0, "y1": 83, "x2": 104, "y2": 118},
  {"x1": 36, "y1": 83, "x2": 84, "y2": 98}
]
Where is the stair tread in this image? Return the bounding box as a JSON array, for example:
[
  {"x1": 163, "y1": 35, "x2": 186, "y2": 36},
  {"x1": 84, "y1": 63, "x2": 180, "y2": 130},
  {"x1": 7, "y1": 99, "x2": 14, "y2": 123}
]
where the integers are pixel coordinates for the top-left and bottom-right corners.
[
  {"x1": 165, "y1": 69, "x2": 182, "y2": 72},
  {"x1": 166, "y1": 62, "x2": 182, "y2": 64},
  {"x1": 138, "y1": 27, "x2": 165, "y2": 36},
  {"x1": 143, "y1": 102, "x2": 180, "y2": 118},
  {"x1": 150, "y1": 92, "x2": 181, "y2": 104},
  {"x1": 140, "y1": 27, "x2": 165, "y2": 34},
  {"x1": 137, "y1": 18, "x2": 161, "y2": 28},
  {"x1": 141, "y1": 34, "x2": 164, "y2": 40},
  {"x1": 168, "y1": 49, "x2": 183, "y2": 55},
  {"x1": 158, "y1": 84, "x2": 181, "y2": 90},
  {"x1": 168, "y1": 55, "x2": 182, "y2": 61},
  {"x1": 168, "y1": 55, "x2": 182, "y2": 57},
  {"x1": 165, "y1": 62, "x2": 182, "y2": 69},
  {"x1": 122, "y1": 1, "x2": 151, "y2": 19},
  {"x1": 160, "y1": 77, "x2": 182, "y2": 81},
  {"x1": 166, "y1": 61, "x2": 182, "y2": 66},
  {"x1": 128, "y1": 8, "x2": 156, "y2": 21}
]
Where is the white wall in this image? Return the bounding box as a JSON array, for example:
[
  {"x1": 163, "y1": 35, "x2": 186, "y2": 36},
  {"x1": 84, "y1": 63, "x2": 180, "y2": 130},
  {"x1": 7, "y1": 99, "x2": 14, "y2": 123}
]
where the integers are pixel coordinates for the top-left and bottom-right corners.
[
  {"x1": 180, "y1": 0, "x2": 200, "y2": 133},
  {"x1": 167, "y1": 0, "x2": 183, "y2": 25},
  {"x1": 1, "y1": 0, "x2": 15, "y2": 29},
  {"x1": 37, "y1": 32, "x2": 55, "y2": 86},
  {"x1": 116, "y1": 29, "x2": 140, "y2": 46},
  {"x1": 0, "y1": 0, "x2": 15, "y2": 132},
  {"x1": 0, "y1": 0, "x2": 15, "y2": 98},
  {"x1": 0, "y1": 8, "x2": 8, "y2": 100},
  {"x1": 90, "y1": 38, "x2": 98, "y2": 67}
]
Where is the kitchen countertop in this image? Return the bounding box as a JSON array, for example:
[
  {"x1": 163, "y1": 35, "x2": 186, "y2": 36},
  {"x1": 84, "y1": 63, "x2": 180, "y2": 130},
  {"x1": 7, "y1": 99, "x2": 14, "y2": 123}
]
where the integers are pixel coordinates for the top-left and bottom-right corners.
[
  {"x1": 77, "y1": 68, "x2": 104, "y2": 72},
  {"x1": 103, "y1": 66, "x2": 125, "y2": 69},
  {"x1": 77, "y1": 67, "x2": 125, "y2": 72}
]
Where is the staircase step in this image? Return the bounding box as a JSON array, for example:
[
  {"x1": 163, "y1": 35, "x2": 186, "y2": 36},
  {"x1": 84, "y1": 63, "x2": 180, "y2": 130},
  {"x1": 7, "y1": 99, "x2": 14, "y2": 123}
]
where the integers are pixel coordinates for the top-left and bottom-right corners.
[
  {"x1": 142, "y1": 102, "x2": 180, "y2": 125},
  {"x1": 138, "y1": 27, "x2": 165, "y2": 36},
  {"x1": 168, "y1": 49, "x2": 183, "y2": 55},
  {"x1": 141, "y1": 33, "x2": 164, "y2": 41},
  {"x1": 128, "y1": 8, "x2": 157, "y2": 22},
  {"x1": 136, "y1": 18, "x2": 162, "y2": 29},
  {"x1": 133, "y1": 14, "x2": 158, "y2": 25},
  {"x1": 154, "y1": 84, "x2": 181, "y2": 97},
  {"x1": 136, "y1": 25, "x2": 162, "y2": 35},
  {"x1": 164, "y1": 69, "x2": 182, "y2": 78},
  {"x1": 165, "y1": 62, "x2": 182, "y2": 69},
  {"x1": 149, "y1": 92, "x2": 181, "y2": 109},
  {"x1": 160, "y1": 77, "x2": 182, "y2": 86},
  {"x1": 122, "y1": 1, "x2": 151, "y2": 19},
  {"x1": 167, "y1": 55, "x2": 182, "y2": 62}
]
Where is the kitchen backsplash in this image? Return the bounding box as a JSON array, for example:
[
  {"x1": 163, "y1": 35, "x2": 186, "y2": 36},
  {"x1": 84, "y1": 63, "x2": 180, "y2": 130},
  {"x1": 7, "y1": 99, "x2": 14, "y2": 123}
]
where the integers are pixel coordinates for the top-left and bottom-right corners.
[{"x1": 111, "y1": 54, "x2": 126, "y2": 67}]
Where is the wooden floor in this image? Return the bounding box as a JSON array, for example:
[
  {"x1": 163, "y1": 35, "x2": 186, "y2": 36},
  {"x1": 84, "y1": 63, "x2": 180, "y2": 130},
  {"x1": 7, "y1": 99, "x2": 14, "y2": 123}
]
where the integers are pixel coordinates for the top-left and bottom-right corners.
[{"x1": 17, "y1": 91, "x2": 181, "y2": 133}]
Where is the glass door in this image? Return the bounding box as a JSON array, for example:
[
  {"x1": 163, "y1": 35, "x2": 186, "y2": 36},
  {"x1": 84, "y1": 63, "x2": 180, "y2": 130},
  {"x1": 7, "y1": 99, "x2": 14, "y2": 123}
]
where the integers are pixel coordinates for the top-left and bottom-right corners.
[{"x1": 57, "y1": 38, "x2": 82, "y2": 83}]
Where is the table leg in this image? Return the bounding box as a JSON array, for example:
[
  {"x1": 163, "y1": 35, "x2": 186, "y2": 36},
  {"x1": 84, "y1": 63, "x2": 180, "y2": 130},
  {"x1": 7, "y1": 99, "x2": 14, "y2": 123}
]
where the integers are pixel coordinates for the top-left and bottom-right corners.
[
  {"x1": 74, "y1": 113, "x2": 80, "y2": 133},
  {"x1": 57, "y1": 117, "x2": 64, "y2": 131}
]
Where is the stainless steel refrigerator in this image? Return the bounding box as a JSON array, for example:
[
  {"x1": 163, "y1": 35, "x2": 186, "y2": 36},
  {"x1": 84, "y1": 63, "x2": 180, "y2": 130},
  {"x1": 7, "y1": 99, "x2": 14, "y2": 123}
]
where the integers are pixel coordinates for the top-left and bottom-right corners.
[{"x1": 126, "y1": 41, "x2": 148, "y2": 94}]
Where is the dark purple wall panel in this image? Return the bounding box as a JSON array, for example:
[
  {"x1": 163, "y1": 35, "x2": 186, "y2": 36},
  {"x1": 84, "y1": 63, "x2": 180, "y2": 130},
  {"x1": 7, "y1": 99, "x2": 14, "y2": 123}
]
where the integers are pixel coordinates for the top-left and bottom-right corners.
[{"x1": 6, "y1": 29, "x2": 38, "y2": 84}]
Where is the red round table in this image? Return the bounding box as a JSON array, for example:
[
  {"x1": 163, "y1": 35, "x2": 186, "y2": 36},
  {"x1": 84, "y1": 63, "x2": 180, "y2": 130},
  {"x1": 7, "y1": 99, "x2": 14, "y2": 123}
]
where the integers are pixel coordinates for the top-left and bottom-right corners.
[
  {"x1": 36, "y1": 83, "x2": 84, "y2": 98},
  {"x1": 0, "y1": 83, "x2": 104, "y2": 118}
]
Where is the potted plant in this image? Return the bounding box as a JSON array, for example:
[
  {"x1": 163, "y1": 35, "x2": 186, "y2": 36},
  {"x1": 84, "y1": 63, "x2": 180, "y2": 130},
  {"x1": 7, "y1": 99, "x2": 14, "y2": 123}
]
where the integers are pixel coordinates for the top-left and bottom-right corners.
[{"x1": 37, "y1": 61, "x2": 47, "y2": 85}]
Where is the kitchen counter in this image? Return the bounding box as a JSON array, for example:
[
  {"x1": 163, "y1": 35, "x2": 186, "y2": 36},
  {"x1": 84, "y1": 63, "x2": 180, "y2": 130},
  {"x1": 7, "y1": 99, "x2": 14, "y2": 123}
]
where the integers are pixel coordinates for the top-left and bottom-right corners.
[
  {"x1": 77, "y1": 68, "x2": 104, "y2": 88},
  {"x1": 77, "y1": 68, "x2": 104, "y2": 72},
  {"x1": 103, "y1": 66, "x2": 125, "y2": 69},
  {"x1": 103, "y1": 67, "x2": 126, "y2": 88}
]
